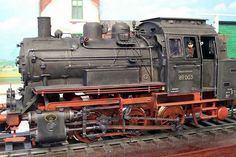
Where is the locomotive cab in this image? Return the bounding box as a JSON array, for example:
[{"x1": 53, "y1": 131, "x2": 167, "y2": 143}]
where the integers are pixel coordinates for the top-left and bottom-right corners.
[
  {"x1": 166, "y1": 35, "x2": 218, "y2": 94},
  {"x1": 166, "y1": 35, "x2": 201, "y2": 94},
  {"x1": 139, "y1": 17, "x2": 236, "y2": 100}
]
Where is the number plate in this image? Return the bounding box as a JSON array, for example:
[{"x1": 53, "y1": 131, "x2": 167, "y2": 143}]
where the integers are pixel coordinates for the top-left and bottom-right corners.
[{"x1": 178, "y1": 74, "x2": 193, "y2": 80}]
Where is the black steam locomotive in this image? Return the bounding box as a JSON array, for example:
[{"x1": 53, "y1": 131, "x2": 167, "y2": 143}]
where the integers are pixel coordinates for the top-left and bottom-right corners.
[{"x1": 1, "y1": 17, "x2": 236, "y2": 146}]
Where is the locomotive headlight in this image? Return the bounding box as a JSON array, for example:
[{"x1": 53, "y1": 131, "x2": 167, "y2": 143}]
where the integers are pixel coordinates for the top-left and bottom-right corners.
[
  {"x1": 161, "y1": 86, "x2": 165, "y2": 91},
  {"x1": 44, "y1": 113, "x2": 57, "y2": 122}
]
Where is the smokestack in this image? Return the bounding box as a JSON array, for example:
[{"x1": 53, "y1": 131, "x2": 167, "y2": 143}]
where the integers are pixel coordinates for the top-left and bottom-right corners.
[{"x1": 38, "y1": 17, "x2": 51, "y2": 38}]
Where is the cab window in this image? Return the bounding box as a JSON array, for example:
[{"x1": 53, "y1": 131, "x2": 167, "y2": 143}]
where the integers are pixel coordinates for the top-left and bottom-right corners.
[
  {"x1": 184, "y1": 37, "x2": 198, "y2": 58},
  {"x1": 169, "y1": 38, "x2": 182, "y2": 58},
  {"x1": 201, "y1": 37, "x2": 215, "y2": 59}
]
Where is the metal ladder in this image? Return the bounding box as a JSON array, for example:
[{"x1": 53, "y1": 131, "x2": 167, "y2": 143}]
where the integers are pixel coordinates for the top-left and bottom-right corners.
[{"x1": 199, "y1": 102, "x2": 217, "y2": 120}]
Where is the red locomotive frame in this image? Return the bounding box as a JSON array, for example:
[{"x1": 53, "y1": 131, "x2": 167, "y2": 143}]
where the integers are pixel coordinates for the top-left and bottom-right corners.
[{"x1": 0, "y1": 82, "x2": 228, "y2": 144}]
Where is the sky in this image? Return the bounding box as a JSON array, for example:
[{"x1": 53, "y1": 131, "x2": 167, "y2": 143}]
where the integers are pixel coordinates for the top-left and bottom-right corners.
[{"x1": 0, "y1": 0, "x2": 236, "y2": 61}]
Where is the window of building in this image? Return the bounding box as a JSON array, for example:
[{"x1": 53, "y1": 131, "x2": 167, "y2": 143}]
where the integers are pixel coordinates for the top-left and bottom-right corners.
[
  {"x1": 184, "y1": 37, "x2": 198, "y2": 58},
  {"x1": 169, "y1": 38, "x2": 182, "y2": 58},
  {"x1": 72, "y1": 0, "x2": 83, "y2": 20}
]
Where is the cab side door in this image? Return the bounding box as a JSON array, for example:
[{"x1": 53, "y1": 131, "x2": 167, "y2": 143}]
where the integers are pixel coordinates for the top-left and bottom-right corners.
[
  {"x1": 200, "y1": 36, "x2": 217, "y2": 92},
  {"x1": 167, "y1": 36, "x2": 201, "y2": 94}
]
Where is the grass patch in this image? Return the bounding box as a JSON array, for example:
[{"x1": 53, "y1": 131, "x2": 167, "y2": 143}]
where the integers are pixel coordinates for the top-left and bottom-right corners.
[
  {"x1": 0, "y1": 71, "x2": 20, "y2": 78},
  {"x1": 0, "y1": 72, "x2": 21, "y2": 84},
  {"x1": 0, "y1": 59, "x2": 21, "y2": 83},
  {"x1": 0, "y1": 77, "x2": 21, "y2": 84}
]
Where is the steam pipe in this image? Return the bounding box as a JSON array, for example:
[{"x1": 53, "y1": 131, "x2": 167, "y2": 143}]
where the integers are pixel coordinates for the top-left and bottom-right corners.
[
  {"x1": 82, "y1": 42, "x2": 153, "y2": 50},
  {"x1": 139, "y1": 35, "x2": 154, "y2": 81}
]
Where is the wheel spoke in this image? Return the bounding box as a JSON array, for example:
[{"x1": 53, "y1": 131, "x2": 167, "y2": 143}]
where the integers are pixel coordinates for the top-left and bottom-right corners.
[{"x1": 156, "y1": 106, "x2": 185, "y2": 126}]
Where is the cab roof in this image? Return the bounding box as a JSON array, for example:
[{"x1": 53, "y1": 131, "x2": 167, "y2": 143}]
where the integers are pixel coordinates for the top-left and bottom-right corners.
[
  {"x1": 139, "y1": 17, "x2": 216, "y2": 35},
  {"x1": 141, "y1": 17, "x2": 207, "y2": 24}
]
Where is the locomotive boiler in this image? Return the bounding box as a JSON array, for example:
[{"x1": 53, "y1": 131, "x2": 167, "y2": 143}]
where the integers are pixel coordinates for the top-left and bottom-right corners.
[{"x1": 1, "y1": 16, "x2": 236, "y2": 146}]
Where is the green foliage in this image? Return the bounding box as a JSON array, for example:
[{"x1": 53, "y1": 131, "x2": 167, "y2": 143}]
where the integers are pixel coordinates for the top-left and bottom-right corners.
[
  {"x1": 0, "y1": 59, "x2": 17, "y2": 73},
  {"x1": 0, "y1": 59, "x2": 15, "y2": 66}
]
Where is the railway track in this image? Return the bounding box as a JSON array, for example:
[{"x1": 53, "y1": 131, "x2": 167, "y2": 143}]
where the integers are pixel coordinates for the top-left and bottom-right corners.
[{"x1": 1, "y1": 115, "x2": 236, "y2": 157}]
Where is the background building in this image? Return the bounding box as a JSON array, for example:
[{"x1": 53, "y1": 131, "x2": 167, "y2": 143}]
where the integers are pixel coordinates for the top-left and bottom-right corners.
[
  {"x1": 40, "y1": 0, "x2": 100, "y2": 37},
  {"x1": 219, "y1": 21, "x2": 236, "y2": 58}
]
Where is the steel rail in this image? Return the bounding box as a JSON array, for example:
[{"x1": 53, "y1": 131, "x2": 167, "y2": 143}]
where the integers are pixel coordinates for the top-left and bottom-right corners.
[{"x1": 1, "y1": 116, "x2": 236, "y2": 156}]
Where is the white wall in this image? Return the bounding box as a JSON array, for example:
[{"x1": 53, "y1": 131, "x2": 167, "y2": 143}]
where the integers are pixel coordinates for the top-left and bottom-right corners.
[{"x1": 40, "y1": 0, "x2": 100, "y2": 35}]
